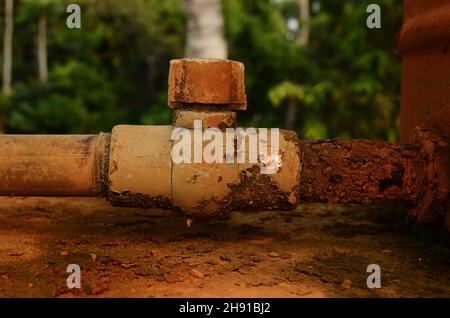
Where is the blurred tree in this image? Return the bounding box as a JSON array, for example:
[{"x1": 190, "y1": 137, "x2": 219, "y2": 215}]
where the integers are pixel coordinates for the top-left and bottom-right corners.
[
  {"x1": 228, "y1": 0, "x2": 402, "y2": 141},
  {"x1": 301, "y1": 0, "x2": 402, "y2": 141},
  {"x1": 284, "y1": 0, "x2": 310, "y2": 130},
  {"x1": 1, "y1": 0, "x2": 14, "y2": 132},
  {"x1": 22, "y1": 0, "x2": 57, "y2": 83},
  {"x1": 6, "y1": 0, "x2": 185, "y2": 133},
  {"x1": 223, "y1": 0, "x2": 314, "y2": 128},
  {"x1": 184, "y1": 0, "x2": 227, "y2": 58},
  {"x1": 37, "y1": 4, "x2": 48, "y2": 82},
  {"x1": 297, "y1": 0, "x2": 309, "y2": 46},
  {"x1": 2, "y1": 0, "x2": 13, "y2": 94},
  {"x1": 2, "y1": 0, "x2": 402, "y2": 143}
]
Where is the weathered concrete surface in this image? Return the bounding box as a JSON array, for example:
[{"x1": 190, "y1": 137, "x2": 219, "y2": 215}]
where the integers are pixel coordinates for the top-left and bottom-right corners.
[
  {"x1": 168, "y1": 59, "x2": 247, "y2": 110},
  {"x1": 1, "y1": 197, "x2": 449, "y2": 297}
]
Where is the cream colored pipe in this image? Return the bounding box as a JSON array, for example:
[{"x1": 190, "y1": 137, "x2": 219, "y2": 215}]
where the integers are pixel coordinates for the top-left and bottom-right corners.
[
  {"x1": 0, "y1": 133, "x2": 109, "y2": 196},
  {"x1": 107, "y1": 125, "x2": 301, "y2": 218},
  {"x1": 0, "y1": 126, "x2": 301, "y2": 218}
]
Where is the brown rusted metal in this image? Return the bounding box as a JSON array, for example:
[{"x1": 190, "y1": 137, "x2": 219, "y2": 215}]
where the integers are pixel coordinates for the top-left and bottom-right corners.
[
  {"x1": 398, "y1": 0, "x2": 450, "y2": 230},
  {"x1": 398, "y1": 0, "x2": 450, "y2": 144},
  {"x1": 299, "y1": 139, "x2": 425, "y2": 205},
  {"x1": 299, "y1": 108, "x2": 449, "y2": 224},
  {"x1": 168, "y1": 59, "x2": 247, "y2": 110},
  {"x1": 412, "y1": 107, "x2": 450, "y2": 223},
  {"x1": 0, "y1": 133, "x2": 110, "y2": 196}
]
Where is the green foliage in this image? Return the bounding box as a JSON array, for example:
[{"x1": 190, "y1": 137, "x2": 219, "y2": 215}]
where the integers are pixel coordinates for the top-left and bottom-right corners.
[
  {"x1": 269, "y1": 82, "x2": 307, "y2": 108},
  {"x1": 4, "y1": 0, "x2": 184, "y2": 133},
  {"x1": 2, "y1": 0, "x2": 402, "y2": 142},
  {"x1": 269, "y1": 81, "x2": 334, "y2": 110},
  {"x1": 9, "y1": 60, "x2": 122, "y2": 133},
  {"x1": 268, "y1": 81, "x2": 334, "y2": 138},
  {"x1": 225, "y1": 0, "x2": 402, "y2": 141},
  {"x1": 223, "y1": 0, "x2": 314, "y2": 127}
]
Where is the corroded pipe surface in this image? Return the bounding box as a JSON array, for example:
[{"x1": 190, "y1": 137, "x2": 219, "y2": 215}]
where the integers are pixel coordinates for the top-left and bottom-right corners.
[
  {"x1": 299, "y1": 139, "x2": 426, "y2": 205},
  {"x1": 0, "y1": 134, "x2": 109, "y2": 196},
  {"x1": 0, "y1": 129, "x2": 445, "y2": 222},
  {"x1": 398, "y1": 0, "x2": 450, "y2": 229}
]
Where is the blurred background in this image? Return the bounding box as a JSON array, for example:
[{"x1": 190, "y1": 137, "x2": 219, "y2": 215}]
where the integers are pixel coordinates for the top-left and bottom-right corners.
[{"x1": 0, "y1": 0, "x2": 402, "y2": 141}]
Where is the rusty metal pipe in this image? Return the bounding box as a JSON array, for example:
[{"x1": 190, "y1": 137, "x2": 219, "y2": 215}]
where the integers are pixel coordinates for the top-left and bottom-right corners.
[
  {"x1": 299, "y1": 139, "x2": 426, "y2": 205},
  {"x1": 397, "y1": 0, "x2": 450, "y2": 229},
  {"x1": 0, "y1": 58, "x2": 448, "y2": 227},
  {"x1": 0, "y1": 125, "x2": 441, "y2": 220},
  {"x1": 0, "y1": 124, "x2": 446, "y2": 224},
  {"x1": 0, "y1": 134, "x2": 110, "y2": 196}
]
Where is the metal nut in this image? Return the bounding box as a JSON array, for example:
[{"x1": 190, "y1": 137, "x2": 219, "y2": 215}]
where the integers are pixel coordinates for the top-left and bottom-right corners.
[{"x1": 168, "y1": 58, "x2": 246, "y2": 110}]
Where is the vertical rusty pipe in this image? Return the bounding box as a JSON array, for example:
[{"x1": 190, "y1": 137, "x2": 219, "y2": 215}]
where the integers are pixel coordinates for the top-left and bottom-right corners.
[
  {"x1": 398, "y1": 0, "x2": 450, "y2": 230},
  {"x1": 0, "y1": 134, "x2": 110, "y2": 196},
  {"x1": 398, "y1": 0, "x2": 450, "y2": 143}
]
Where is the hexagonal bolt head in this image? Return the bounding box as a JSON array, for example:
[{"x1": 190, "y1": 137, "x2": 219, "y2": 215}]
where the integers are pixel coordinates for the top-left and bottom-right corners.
[{"x1": 168, "y1": 58, "x2": 247, "y2": 110}]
